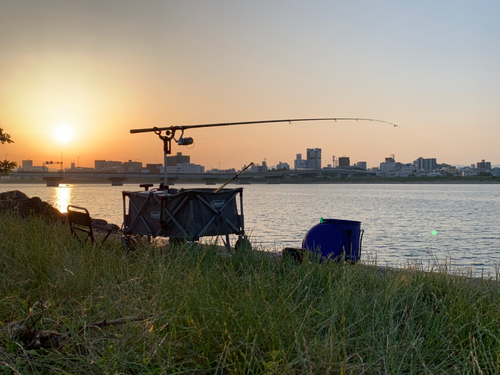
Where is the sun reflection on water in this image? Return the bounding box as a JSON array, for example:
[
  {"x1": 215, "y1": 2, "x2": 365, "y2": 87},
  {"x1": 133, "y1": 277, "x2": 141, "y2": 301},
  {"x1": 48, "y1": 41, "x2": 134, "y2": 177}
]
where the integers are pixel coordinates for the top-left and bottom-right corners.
[{"x1": 53, "y1": 185, "x2": 73, "y2": 213}]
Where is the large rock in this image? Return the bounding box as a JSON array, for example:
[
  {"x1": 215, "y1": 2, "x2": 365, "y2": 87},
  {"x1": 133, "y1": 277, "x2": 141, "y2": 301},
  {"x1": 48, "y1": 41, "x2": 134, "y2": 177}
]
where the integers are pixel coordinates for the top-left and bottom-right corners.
[
  {"x1": 0, "y1": 190, "x2": 28, "y2": 201},
  {"x1": 0, "y1": 190, "x2": 119, "y2": 234},
  {"x1": 0, "y1": 190, "x2": 66, "y2": 222}
]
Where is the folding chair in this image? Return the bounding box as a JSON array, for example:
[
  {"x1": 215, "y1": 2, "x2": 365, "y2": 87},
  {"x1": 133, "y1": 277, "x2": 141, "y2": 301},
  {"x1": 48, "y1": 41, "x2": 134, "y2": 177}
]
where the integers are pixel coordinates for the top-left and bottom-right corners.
[{"x1": 67, "y1": 205, "x2": 112, "y2": 244}]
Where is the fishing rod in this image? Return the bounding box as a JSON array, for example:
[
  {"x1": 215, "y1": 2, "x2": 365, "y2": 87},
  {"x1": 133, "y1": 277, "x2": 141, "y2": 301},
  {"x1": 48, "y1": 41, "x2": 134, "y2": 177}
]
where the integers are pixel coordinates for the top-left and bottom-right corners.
[
  {"x1": 129, "y1": 117, "x2": 399, "y2": 190},
  {"x1": 213, "y1": 162, "x2": 254, "y2": 194},
  {"x1": 130, "y1": 117, "x2": 400, "y2": 134}
]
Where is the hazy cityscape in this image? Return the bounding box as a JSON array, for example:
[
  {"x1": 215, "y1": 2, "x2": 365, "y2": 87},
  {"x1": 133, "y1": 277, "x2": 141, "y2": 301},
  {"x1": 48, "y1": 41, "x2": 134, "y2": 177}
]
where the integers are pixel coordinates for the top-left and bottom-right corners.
[{"x1": 15, "y1": 147, "x2": 499, "y2": 178}]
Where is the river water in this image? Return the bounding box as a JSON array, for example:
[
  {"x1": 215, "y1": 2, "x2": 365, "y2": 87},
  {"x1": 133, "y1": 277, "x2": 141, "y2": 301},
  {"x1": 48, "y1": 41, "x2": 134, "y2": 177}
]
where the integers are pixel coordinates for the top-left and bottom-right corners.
[{"x1": 2, "y1": 182, "x2": 500, "y2": 275}]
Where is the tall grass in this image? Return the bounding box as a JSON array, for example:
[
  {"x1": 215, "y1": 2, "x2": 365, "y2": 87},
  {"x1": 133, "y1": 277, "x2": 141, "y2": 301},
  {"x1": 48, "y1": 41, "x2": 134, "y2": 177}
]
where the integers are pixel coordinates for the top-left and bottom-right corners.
[{"x1": 1, "y1": 211, "x2": 500, "y2": 374}]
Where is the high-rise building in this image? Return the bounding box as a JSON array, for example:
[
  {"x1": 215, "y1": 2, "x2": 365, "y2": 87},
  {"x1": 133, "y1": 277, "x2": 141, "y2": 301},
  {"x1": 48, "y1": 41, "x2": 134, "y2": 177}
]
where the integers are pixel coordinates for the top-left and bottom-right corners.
[
  {"x1": 477, "y1": 159, "x2": 491, "y2": 171},
  {"x1": 123, "y1": 160, "x2": 143, "y2": 172},
  {"x1": 145, "y1": 163, "x2": 162, "y2": 173},
  {"x1": 294, "y1": 154, "x2": 307, "y2": 170},
  {"x1": 167, "y1": 152, "x2": 190, "y2": 166},
  {"x1": 251, "y1": 160, "x2": 269, "y2": 173},
  {"x1": 276, "y1": 162, "x2": 290, "y2": 170},
  {"x1": 414, "y1": 157, "x2": 437, "y2": 171},
  {"x1": 262, "y1": 160, "x2": 268, "y2": 172},
  {"x1": 163, "y1": 163, "x2": 205, "y2": 174},
  {"x1": 380, "y1": 156, "x2": 397, "y2": 176},
  {"x1": 22, "y1": 160, "x2": 33, "y2": 171},
  {"x1": 338, "y1": 157, "x2": 350, "y2": 167},
  {"x1": 356, "y1": 161, "x2": 367, "y2": 170},
  {"x1": 306, "y1": 148, "x2": 321, "y2": 169},
  {"x1": 95, "y1": 160, "x2": 123, "y2": 171}
]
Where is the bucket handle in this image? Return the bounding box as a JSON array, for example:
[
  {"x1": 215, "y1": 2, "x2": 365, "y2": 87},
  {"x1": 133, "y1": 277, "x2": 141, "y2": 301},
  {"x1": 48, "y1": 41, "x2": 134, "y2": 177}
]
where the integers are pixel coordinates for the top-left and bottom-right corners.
[
  {"x1": 359, "y1": 229, "x2": 364, "y2": 258},
  {"x1": 346, "y1": 229, "x2": 364, "y2": 261},
  {"x1": 347, "y1": 229, "x2": 352, "y2": 261}
]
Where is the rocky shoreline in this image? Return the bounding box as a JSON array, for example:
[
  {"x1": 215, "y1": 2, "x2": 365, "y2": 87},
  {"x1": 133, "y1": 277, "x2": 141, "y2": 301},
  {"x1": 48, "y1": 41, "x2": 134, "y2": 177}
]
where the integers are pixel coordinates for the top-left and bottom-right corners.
[{"x1": 0, "y1": 190, "x2": 120, "y2": 234}]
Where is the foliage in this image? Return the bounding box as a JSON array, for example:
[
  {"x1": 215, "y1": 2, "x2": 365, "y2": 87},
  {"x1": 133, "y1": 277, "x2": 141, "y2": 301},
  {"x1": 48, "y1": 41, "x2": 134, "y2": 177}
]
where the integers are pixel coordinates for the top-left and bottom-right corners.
[
  {"x1": 0, "y1": 128, "x2": 16, "y2": 176},
  {"x1": 1, "y1": 211, "x2": 500, "y2": 374},
  {"x1": 436, "y1": 163, "x2": 452, "y2": 169},
  {"x1": 0, "y1": 128, "x2": 14, "y2": 145},
  {"x1": 0, "y1": 160, "x2": 17, "y2": 176}
]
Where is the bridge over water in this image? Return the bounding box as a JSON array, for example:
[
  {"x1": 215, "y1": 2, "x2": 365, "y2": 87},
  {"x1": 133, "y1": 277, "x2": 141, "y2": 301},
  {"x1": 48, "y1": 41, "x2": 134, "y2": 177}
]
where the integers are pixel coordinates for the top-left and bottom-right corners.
[{"x1": 9, "y1": 168, "x2": 375, "y2": 186}]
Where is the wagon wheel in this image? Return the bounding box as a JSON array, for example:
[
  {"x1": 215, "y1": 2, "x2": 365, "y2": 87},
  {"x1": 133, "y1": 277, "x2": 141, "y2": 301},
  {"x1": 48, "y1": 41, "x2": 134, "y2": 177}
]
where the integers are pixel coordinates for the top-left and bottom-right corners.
[
  {"x1": 234, "y1": 236, "x2": 251, "y2": 251},
  {"x1": 169, "y1": 237, "x2": 187, "y2": 247},
  {"x1": 121, "y1": 235, "x2": 139, "y2": 252}
]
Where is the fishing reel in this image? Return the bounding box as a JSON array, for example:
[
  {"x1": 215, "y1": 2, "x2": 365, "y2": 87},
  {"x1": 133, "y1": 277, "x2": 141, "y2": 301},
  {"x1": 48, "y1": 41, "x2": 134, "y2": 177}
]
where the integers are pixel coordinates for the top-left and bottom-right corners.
[
  {"x1": 154, "y1": 127, "x2": 193, "y2": 155},
  {"x1": 177, "y1": 135, "x2": 194, "y2": 146}
]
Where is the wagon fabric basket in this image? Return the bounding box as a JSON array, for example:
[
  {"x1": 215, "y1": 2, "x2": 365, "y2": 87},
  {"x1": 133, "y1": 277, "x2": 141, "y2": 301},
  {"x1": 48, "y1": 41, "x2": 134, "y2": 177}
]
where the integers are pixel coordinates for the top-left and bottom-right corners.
[{"x1": 122, "y1": 187, "x2": 246, "y2": 246}]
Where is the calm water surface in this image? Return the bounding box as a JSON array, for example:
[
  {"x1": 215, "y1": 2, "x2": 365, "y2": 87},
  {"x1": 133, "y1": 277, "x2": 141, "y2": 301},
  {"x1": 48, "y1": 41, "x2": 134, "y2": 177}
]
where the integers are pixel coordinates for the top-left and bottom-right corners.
[{"x1": 2, "y1": 182, "x2": 500, "y2": 274}]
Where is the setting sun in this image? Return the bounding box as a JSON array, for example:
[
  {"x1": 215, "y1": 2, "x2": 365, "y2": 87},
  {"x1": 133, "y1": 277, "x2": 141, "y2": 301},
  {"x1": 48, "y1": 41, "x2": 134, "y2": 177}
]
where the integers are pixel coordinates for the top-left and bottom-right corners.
[{"x1": 55, "y1": 126, "x2": 73, "y2": 142}]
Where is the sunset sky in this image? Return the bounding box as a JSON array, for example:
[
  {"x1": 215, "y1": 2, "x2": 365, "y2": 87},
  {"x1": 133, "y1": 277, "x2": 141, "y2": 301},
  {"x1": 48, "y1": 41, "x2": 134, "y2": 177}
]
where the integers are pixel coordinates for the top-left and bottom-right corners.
[{"x1": 1, "y1": 0, "x2": 499, "y2": 170}]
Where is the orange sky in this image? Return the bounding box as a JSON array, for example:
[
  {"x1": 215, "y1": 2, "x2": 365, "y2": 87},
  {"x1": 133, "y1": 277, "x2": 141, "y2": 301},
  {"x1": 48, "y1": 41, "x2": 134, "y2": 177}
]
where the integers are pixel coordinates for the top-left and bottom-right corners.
[{"x1": 1, "y1": 0, "x2": 499, "y2": 170}]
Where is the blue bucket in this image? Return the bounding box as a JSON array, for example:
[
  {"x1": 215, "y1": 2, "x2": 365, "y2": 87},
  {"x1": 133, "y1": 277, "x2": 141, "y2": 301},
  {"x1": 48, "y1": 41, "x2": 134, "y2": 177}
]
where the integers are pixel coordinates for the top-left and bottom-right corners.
[{"x1": 302, "y1": 219, "x2": 363, "y2": 262}]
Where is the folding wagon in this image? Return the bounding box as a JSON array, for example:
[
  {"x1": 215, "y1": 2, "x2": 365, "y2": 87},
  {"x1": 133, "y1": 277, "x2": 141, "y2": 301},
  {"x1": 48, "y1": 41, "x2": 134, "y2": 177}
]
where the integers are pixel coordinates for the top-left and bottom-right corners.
[{"x1": 121, "y1": 186, "x2": 249, "y2": 250}]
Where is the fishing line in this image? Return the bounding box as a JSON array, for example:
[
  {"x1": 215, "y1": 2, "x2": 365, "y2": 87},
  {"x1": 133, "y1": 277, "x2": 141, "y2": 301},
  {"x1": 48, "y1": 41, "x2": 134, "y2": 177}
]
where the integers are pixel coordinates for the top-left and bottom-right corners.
[{"x1": 193, "y1": 122, "x2": 283, "y2": 141}]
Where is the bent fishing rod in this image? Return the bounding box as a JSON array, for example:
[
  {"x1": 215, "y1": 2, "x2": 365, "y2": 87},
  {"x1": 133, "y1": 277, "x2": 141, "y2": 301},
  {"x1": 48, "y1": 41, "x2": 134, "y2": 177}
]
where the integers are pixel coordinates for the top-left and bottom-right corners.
[
  {"x1": 129, "y1": 117, "x2": 399, "y2": 189},
  {"x1": 130, "y1": 117, "x2": 400, "y2": 135},
  {"x1": 130, "y1": 117, "x2": 399, "y2": 154}
]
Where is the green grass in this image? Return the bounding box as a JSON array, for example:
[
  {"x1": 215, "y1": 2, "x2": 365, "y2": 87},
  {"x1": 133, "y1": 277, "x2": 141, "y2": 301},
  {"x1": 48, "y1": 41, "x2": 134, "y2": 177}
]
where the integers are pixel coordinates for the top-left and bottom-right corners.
[{"x1": 1, "y1": 211, "x2": 500, "y2": 374}]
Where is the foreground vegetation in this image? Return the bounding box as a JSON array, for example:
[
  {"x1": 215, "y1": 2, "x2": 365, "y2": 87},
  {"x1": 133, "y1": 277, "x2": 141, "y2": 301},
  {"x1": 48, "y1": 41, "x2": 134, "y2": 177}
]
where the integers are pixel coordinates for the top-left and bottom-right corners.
[{"x1": 1, "y1": 212, "x2": 500, "y2": 374}]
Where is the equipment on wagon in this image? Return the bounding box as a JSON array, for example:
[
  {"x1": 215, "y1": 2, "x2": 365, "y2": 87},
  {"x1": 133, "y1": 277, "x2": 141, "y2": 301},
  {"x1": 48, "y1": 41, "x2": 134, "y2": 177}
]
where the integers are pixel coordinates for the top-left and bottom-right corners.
[{"x1": 121, "y1": 117, "x2": 398, "y2": 250}]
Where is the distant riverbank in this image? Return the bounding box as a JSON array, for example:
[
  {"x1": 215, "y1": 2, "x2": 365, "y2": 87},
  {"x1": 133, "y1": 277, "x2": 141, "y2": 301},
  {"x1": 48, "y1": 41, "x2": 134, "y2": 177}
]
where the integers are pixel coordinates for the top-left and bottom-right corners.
[
  {"x1": 1, "y1": 175, "x2": 499, "y2": 185},
  {"x1": 304, "y1": 175, "x2": 500, "y2": 184}
]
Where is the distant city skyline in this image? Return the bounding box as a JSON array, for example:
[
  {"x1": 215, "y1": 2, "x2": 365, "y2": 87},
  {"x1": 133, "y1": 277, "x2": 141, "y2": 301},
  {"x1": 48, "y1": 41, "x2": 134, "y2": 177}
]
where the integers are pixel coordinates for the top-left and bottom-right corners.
[{"x1": 17, "y1": 151, "x2": 498, "y2": 173}]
